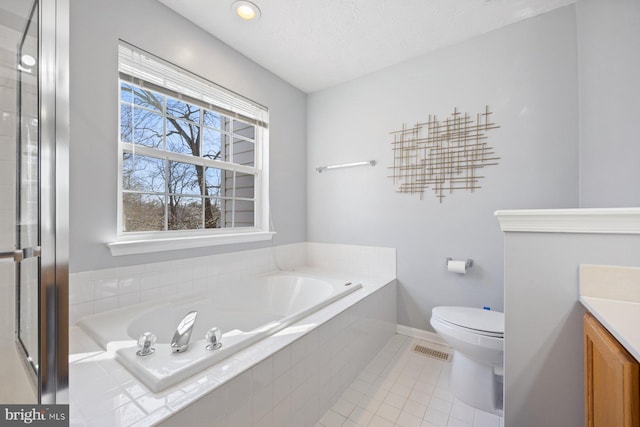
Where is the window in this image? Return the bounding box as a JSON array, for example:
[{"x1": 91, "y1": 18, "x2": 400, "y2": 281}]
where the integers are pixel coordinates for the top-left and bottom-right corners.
[{"x1": 110, "y1": 42, "x2": 271, "y2": 255}]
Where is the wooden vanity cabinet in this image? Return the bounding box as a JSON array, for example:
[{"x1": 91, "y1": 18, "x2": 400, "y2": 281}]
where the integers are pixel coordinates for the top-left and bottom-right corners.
[{"x1": 584, "y1": 312, "x2": 640, "y2": 427}]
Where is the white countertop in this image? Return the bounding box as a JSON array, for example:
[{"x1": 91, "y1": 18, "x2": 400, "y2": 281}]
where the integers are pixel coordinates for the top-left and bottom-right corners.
[
  {"x1": 580, "y1": 296, "x2": 640, "y2": 362},
  {"x1": 579, "y1": 264, "x2": 640, "y2": 363}
]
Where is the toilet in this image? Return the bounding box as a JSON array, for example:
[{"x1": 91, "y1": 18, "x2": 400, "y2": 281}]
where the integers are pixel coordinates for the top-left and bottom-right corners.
[{"x1": 430, "y1": 306, "x2": 504, "y2": 414}]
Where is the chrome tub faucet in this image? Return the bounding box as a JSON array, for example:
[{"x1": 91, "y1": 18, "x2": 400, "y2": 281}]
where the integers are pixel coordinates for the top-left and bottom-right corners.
[{"x1": 170, "y1": 311, "x2": 198, "y2": 353}]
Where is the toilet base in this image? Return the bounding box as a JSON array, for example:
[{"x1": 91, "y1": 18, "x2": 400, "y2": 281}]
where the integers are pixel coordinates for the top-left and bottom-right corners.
[{"x1": 450, "y1": 350, "x2": 503, "y2": 415}]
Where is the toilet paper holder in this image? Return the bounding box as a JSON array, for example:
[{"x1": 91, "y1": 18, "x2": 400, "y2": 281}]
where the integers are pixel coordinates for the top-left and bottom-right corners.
[{"x1": 445, "y1": 258, "x2": 473, "y2": 269}]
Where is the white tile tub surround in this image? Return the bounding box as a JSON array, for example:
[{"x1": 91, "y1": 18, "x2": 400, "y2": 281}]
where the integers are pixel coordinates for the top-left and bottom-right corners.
[
  {"x1": 68, "y1": 242, "x2": 396, "y2": 325},
  {"x1": 68, "y1": 244, "x2": 298, "y2": 324},
  {"x1": 307, "y1": 242, "x2": 397, "y2": 278},
  {"x1": 69, "y1": 242, "x2": 397, "y2": 426},
  {"x1": 69, "y1": 273, "x2": 396, "y2": 427}
]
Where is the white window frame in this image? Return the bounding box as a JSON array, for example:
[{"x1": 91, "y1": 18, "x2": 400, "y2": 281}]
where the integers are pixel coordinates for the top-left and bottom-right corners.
[{"x1": 108, "y1": 42, "x2": 272, "y2": 256}]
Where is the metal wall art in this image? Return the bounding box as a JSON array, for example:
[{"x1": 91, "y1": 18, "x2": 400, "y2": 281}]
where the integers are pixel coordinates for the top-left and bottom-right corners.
[{"x1": 389, "y1": 106, "x2": 500, "y2": 202}]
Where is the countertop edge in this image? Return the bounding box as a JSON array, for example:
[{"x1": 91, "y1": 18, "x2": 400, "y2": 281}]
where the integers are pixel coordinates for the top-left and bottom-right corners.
[{"x1": 580, "y1": 296, "x2": 640, "y2": 363}]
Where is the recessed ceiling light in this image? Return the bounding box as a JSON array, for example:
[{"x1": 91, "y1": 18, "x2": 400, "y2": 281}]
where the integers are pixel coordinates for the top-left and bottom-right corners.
[{"x1": 232, "y1": 1, "x2": 261, "y2": 21}]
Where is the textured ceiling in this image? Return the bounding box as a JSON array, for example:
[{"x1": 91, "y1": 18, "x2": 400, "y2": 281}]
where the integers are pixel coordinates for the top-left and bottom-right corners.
[{"x1": 158, "y1": 0, "x2": 575, "y2": 93}]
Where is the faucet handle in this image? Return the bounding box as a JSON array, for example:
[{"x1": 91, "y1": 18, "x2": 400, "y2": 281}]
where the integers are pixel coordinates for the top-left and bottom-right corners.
[
  {"x1": 205, "y1": 327, "x2": 222, "y2": 351},
  {"x1": 136, "y1": 332, "x2": 157, "y2": 356}
]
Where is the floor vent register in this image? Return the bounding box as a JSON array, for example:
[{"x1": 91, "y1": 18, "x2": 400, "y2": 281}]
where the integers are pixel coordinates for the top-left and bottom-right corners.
[{"x1": 412, "y1": 344, "x2": 452, "y2": 361}]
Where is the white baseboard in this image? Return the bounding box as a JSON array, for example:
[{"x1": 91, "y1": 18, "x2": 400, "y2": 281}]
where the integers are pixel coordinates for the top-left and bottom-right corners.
[{"x1": 396, "y1": 324, "x2": 450, "y2": 348}]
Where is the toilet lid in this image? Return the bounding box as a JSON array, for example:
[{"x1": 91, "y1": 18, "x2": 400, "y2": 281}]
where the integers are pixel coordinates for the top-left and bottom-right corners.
[{"x1": 432, "y1": 306, "x2": 504, "y2": 335}]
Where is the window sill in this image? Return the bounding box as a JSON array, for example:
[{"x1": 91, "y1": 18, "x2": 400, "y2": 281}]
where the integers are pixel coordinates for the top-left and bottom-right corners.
[{"x1": 107, "y1": 231, "x2": 276, "y2": 256}]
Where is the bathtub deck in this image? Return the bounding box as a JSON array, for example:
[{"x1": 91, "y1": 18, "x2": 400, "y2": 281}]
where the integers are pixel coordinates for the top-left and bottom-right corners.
[{"x1": 316, "y1": 334, "x2": 504, "y2": 427}]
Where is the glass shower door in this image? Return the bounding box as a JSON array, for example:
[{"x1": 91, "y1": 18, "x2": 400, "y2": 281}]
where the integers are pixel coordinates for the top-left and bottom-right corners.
[
  {"x1": 16, "y1": 0, "x2": 40, "y2": 376},
  {"x1": 0, "y1": 0, "x2": 42, "y2": 403}
]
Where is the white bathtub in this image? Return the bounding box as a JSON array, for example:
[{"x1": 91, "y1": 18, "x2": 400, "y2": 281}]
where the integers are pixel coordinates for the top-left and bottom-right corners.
[{"x1": 78, "y1": 271, "x2": 362, "y2": 392}]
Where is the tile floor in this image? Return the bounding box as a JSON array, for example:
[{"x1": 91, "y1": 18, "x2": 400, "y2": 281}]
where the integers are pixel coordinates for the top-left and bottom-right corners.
[{"x1": 316, "y1": 334, "x2": 503, "y2": 427}]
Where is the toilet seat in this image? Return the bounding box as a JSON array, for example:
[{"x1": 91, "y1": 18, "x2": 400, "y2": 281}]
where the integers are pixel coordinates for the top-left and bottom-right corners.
[{"x1": 432, "y1": 306, "x2": 504, "y2": 338}]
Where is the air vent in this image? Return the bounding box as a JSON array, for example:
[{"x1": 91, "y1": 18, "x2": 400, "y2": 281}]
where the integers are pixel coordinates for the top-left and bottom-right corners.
[{"x1": 412, "y1": 344, "x2": 451, "y2": 361}]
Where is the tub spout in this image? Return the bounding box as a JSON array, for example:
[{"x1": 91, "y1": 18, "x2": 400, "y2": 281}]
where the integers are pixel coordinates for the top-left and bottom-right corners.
[{"x1": 170, "y1": 311, "x2": 198, "y2": 353}]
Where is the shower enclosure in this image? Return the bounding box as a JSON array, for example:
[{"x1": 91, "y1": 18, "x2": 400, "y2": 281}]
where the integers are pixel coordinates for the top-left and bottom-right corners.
[{"x1": 0, "y1": 0, "x2": 68, "y2": 405}]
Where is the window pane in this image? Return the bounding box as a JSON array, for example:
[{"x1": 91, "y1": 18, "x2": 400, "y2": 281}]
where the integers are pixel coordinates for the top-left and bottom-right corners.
[
  {"x1": 232, "y1": 137, "x2": 255, "y2": 166},
  {"x1": 233, "y1": 200, "x2": 255, "y2": 228},
  {"x1": 202, "y1": 128, "x2": 222, "y2": 160},
  {"x1": 120, "y1": 104, "x2": 132, "y2": 143},
  {"x1": 119, "y1": 47, "x2": 267, "y2": 236},
  {"x1": 233, "y1": 120, "x2": 255, "y2": 141},
  {"x1": 120, "y1": 83, "x2": 133, "y2": 103},
  {"x1": 133, "y1": 108, "x2": 163, "y2": 148},
  {"x1": 133, "y1": 87, "x2": 164, "y2": 112},
  {"x1": 123, "y1": 153, "x2": 165, "y2": 193},
  {"x1": 166, "y1": 98, "x2": 200, "y2": 123},
  {"x1": 204, "y1": 110, "x2": 224, "y2": 130},
  {"x1": 168, "y1": 196, "x2": 203, "y2": 230},
  {"x1": 205, "y1": 167, "x2": 221, "y2": 197},
  {"x1": 166, "y1": 118, "x2": 200, "y2": 155},
  {"x1": 123, "y1": 193, "x2": 165, "y2": 232},
  {"x1": 169, "y1": 161, "x2": 202, "y2": 196},
  {"x1": 204, "y1": 198, "x2": 222, "y2": 229},
  {"x1": 235, "y1": 172, "x2": 255, "y2": 199},
  {"x1": 224, "y1": 169, "x2": 234, "y2": 198}
]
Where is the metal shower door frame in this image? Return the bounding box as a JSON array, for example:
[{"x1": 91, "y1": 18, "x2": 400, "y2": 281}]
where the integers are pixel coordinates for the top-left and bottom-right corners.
[{"x1": 39, "y1": 0, "x2": 69, "y2": 405}]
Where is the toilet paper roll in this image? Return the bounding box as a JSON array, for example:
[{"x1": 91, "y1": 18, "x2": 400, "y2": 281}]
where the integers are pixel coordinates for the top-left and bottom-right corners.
[{"x1": 447, "y1": 260, "x2": 468, "y2": 274}]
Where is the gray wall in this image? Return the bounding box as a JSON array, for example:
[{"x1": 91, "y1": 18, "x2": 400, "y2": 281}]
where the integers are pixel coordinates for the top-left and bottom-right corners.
[
  {"x1": 69, "y1": 0, "x2": 307, "y2": 273},
  {"x1": 307, "y1": 6, "x2": 580, "y2": 330},
  {"x1": 577, "y1": 0, "x2": 640, "y2": 208},
  {"x1": 504, "y1": 3, "x2": 640, "y2": 423},
  {"x1": 503, "y1": 231, "x2": 640, "y2": 427}
]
